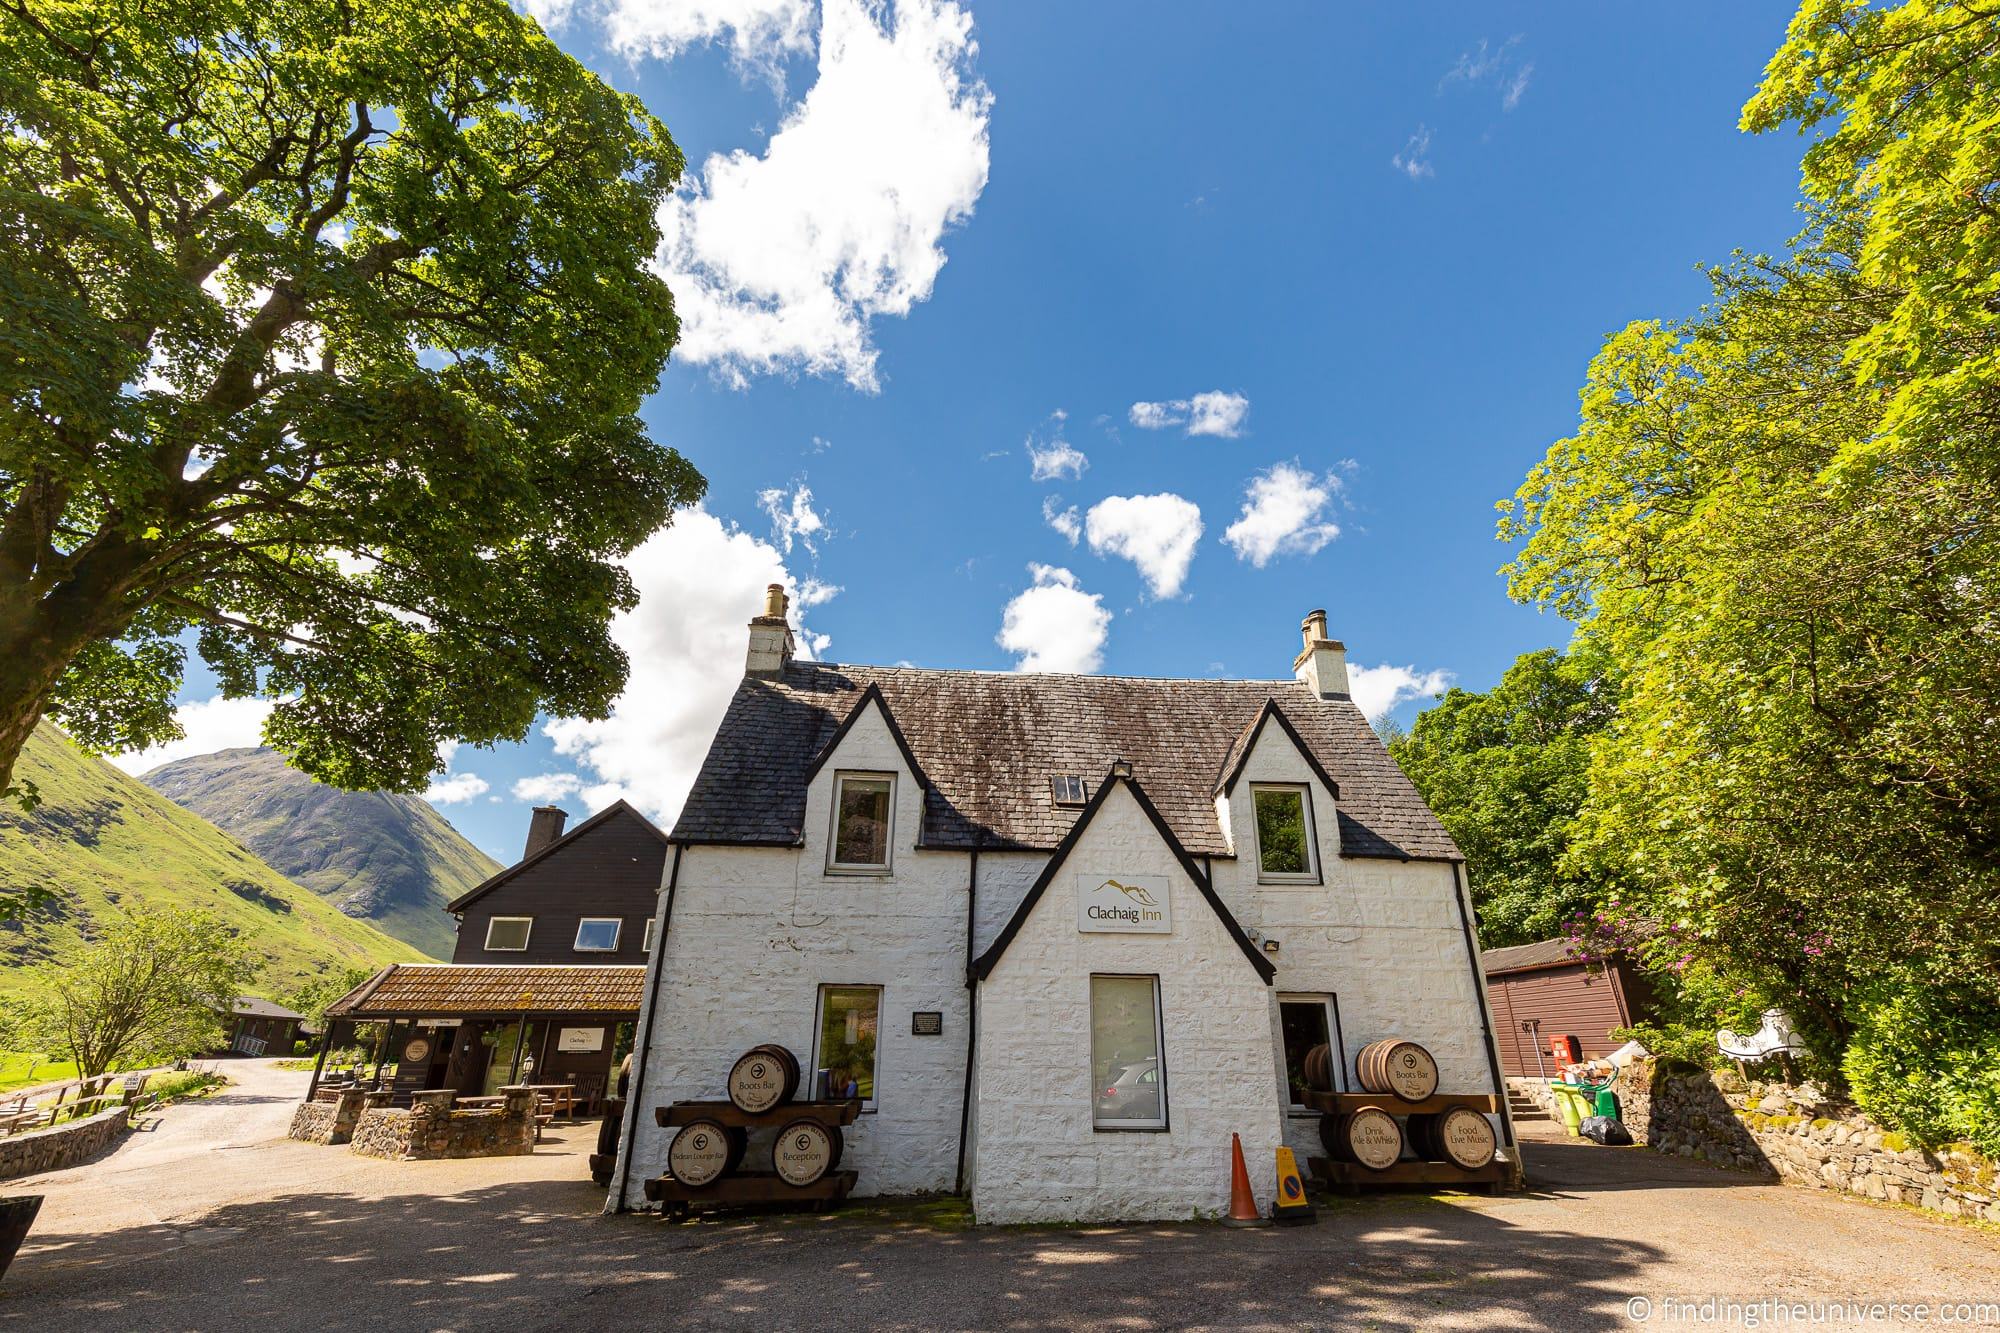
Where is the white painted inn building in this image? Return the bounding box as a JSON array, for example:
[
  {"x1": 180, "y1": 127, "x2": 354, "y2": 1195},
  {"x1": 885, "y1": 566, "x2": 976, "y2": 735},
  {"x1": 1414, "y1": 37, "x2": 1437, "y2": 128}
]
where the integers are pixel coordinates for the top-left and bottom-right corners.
[{"x1": 610, "y1": 588, "x2": 1511, "y2": 1223}]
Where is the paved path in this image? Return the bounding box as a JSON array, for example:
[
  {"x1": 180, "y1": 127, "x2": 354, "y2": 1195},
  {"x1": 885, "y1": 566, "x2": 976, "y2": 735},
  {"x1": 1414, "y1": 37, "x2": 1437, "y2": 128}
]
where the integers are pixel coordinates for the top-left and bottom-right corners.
[{"x1": 4, "y1": 1104, "x2": 1996, "y2": 1330}]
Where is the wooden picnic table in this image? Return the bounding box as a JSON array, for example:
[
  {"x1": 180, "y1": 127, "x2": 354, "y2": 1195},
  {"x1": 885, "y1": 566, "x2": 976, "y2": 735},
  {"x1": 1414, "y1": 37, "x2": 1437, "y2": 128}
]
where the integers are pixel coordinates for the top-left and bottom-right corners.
[
  {"x1": 521, "y1": 1085, "x2": 576, "y2": 1117},
  {"x1": 455, "y1": 1095, "x2": 507, "y2": 1108}
]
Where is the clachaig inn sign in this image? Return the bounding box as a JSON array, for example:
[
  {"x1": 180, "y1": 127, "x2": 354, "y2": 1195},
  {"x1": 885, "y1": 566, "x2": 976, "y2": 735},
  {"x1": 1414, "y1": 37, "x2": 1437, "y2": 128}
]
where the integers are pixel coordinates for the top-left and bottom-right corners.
[{"x1": 1076, "y1": 874, "x2": 1173, "y2": 934}]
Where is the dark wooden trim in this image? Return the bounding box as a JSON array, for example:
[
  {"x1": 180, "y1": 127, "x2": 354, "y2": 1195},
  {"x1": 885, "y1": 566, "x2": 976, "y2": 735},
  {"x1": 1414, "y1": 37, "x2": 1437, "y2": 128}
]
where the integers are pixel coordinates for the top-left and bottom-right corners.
[
  {"x1": 616, "y1": 841, "x2": 681, "y2": 1214},
  {"x1": 800, "y1": 683, "x2": 934, "y2": 793},
  {"x1": 1213, "y1": 699, "x2": 1342, "y2": 802},
  {"x1": 970, "y1": 770, "x2": 1276, "y2": 984},
  {"x1": 954, "y1": 846, "x2": 980, "y2": 1197},
  {"x1": 1451, "y1": 861, "x2": 1516, "y2": 1150},
  {"x1": 447, "y1": 800, "x2": 672, "y2": 914}
]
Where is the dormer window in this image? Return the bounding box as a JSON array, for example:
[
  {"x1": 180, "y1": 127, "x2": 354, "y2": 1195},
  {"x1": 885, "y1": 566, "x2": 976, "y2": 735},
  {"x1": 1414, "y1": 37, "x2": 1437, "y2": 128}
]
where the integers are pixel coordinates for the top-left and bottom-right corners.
[
  {"x1": 1252, "y1": 784, "x2": 1319, "y2": 883},
  {"x1": 1050, "y1": 774, "x2": 1088, "y2": 807},
  {"x1": 829, "y1": 772, "x2": 894, "y2": 873}
]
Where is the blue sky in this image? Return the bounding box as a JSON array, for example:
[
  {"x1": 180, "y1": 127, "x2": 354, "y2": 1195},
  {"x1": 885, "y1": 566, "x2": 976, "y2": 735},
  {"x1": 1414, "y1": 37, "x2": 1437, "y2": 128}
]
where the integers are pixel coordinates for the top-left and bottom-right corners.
[{"x1": 116, "y1": 2, "x2": 1811, "y2": 863}]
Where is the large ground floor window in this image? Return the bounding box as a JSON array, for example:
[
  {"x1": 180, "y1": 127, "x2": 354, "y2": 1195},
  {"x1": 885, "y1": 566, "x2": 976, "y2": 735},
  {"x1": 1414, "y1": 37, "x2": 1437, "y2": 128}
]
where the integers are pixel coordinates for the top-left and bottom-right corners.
[
  {"x1": 814, "y1": 985, "x2": 881, "y2": 1104},
  {"x1": 1091, "y1": 974, "x2": 1167, "y2": 1130}
]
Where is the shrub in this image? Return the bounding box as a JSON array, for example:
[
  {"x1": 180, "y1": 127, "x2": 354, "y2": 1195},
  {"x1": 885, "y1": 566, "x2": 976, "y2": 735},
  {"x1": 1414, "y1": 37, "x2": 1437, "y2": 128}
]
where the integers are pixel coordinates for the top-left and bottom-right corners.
[{"x1": 1843, "y1": 985, "x2": 2000, "y2": 1160}]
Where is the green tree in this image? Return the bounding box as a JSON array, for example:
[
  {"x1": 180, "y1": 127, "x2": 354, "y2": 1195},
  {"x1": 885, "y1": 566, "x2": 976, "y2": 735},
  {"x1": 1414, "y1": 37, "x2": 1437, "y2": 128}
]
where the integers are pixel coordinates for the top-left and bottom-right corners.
[
  {"x1": 19, "y1": 908, "x2": 260, "y2": 1078},
  {"x1": 1500, "y1": 0, "x2": 2000, "y2": 1137},
  {"x1": 0, "y1": 0, "x2": 704, "y2": 804},
  {"x1": 281, "y1": 963, "x2": 375, "y2": 1034},
  {"x1": 1388, "y1": 647, "x2": 1617, "y2": 948}
]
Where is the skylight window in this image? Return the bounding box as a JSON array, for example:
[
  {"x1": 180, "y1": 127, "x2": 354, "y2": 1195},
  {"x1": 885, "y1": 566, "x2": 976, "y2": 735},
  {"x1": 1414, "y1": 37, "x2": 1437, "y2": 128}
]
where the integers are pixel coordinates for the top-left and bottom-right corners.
[{"x1": 1051, "y1": 774, "x2": 1088, "y2": 807}]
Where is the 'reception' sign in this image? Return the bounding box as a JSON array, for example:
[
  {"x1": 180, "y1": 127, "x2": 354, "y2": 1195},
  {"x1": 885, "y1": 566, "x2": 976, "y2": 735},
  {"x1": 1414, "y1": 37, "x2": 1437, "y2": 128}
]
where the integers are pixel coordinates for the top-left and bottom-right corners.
[{"x1": 1076, "y1": 873, "x2": 1172, "y2": 934}]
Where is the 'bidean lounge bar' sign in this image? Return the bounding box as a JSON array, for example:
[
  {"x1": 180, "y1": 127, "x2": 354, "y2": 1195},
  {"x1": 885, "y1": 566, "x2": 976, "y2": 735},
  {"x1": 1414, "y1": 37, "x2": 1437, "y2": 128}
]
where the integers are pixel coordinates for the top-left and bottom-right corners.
[{"x1": 1076, "y1": 874, "x2": 1172, "y2": 934}]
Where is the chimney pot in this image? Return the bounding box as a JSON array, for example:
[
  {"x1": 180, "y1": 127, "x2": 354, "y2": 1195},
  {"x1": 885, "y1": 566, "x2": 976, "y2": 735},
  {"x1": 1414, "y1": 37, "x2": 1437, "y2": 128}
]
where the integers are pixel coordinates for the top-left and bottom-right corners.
[
  {"x1": 524, "y1": 805, "x2": 568, "y2": 859},
  {"x1": 1293, "y1": 608, "x2": 1350, "y2": 699},
  {"x1": 746, "y1": 586, "x2": 796, "y2": 678}
]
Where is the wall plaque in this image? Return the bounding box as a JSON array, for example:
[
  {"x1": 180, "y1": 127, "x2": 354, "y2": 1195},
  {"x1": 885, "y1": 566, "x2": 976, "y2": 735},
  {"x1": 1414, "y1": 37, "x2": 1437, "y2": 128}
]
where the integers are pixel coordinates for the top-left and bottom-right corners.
[{"x1": 911, "y1": 1011, "x2": 944, "y2": 1036}]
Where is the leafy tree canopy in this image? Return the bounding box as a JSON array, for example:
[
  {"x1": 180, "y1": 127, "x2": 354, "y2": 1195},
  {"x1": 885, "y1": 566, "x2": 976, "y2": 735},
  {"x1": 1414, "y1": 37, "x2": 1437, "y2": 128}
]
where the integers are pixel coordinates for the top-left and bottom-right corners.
[
  {"x1": 16, "y1": 907, "x2": 260, "y2": 1078},
  {"x1": 0, "y1": 0, "x2": 704, "y2": 800},
  {"x1": 1388, "y1": 647, "x2": 1618, "y2": 949},
  {"x1": 1500, "y1": 0, "x2": 1999, "y2": 1074}
]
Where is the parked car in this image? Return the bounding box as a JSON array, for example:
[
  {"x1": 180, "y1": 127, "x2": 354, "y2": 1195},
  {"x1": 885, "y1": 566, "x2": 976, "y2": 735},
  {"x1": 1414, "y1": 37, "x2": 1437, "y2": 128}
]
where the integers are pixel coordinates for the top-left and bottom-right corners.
[{"x1": 1099, "y1": 1058, "x2": 1160, "y2": 1120}]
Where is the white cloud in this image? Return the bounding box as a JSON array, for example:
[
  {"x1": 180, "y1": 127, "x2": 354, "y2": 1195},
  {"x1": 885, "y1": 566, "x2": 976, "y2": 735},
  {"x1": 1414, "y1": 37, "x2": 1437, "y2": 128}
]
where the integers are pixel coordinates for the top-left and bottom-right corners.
[
  {"x1": 1028, "y1": 439, "x2": 1087, "y2": 482},
  {"x1": 112, "y1": 695, "x2": 277, "y2": 774},
  {"x1": 996, "y1": 565, "x2": 1110, "y2": 673},
  {"x1": 1084, "y1": 493, "x2": 1204, "y2": 599},
  {"x1": 1348, "y1": 663, "x2": 1454, "y2": 721},
  {"x1": 560, "y1": 0, "x2": 815, "y2": 80},
  {"x1": 654, "y1": 0, "x2": 992, "y2": 391},
  {"x1": 1441, "y1": 36, "x2": 1531, "y2": 111},
  {"x1": 1393, "y1": 125, "x2": 1434, "y2": 181},
  {"x1": 1043, "y1": 497, "x2": 1081, "y2": 545},
  {"x1": 424, "y1": 772, "x2": 491, "y2": 805},
  {"x1": 1127, "y1": 390, "x2": 1249, "y2": 438},
  {"x1": 1223, "y1": 462, "x2": 1343, "y2": 567},
  {"x1": 512, "y1": 772, "x2": 584, "y2": 804},
  {"x1": 758, "y1": 482, "x2": 828, "y2": 555},
  {"x1": 542, "y1": 507, "x2": 832, "y2": 825}
]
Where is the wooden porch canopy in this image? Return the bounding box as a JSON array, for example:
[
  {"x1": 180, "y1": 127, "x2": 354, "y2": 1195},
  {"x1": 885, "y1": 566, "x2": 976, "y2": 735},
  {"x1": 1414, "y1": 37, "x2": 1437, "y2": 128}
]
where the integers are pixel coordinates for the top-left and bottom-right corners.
[{"x1": 326, "y1": 963, "x2": 647, "y2": 1020}]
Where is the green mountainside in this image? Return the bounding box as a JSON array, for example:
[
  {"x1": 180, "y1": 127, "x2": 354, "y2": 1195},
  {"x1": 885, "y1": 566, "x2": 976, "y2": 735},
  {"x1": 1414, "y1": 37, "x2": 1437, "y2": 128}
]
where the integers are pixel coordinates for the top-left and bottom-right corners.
[
  {"x1": 142, "y1": 747, "x2": 498, "y2": 959},
  {"x1": 0, "y1": 726, "x2": 422, "y2": 1001}
]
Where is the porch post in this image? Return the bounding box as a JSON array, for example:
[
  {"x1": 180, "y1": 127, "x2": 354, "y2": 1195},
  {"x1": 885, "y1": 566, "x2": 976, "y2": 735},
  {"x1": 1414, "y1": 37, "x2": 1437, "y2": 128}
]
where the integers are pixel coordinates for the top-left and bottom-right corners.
[{"x1": 305, "y1": 1024, "x2": 336, "y2": 1101}]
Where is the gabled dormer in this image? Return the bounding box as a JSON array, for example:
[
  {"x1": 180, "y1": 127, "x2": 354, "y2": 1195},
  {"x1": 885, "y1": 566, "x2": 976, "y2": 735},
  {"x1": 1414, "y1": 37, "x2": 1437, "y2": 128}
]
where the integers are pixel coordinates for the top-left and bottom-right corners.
[
  {"x1": 799, "y1": 683, "x2": 931, "y2": 878},
  {"x1": 1214, "y1": 698, "x2": 1343, "y2": 884}
]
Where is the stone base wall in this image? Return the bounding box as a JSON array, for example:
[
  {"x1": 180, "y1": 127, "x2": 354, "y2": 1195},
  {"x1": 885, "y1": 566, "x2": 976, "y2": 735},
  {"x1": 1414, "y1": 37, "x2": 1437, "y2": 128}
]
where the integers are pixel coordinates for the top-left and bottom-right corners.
[
  {"x1": 1624, "y1": 1057, "x2": 2000, "y2": 1223},
  {"x1": 0, "y1": 1106, "x2": 130, "y2": 1180},
  {"x1": 345, "y1": 1088, "x2": 536, "y2": 1162},
  {"x1": 287, "y1": 1090, "x2": 370, "y2": 1146}
]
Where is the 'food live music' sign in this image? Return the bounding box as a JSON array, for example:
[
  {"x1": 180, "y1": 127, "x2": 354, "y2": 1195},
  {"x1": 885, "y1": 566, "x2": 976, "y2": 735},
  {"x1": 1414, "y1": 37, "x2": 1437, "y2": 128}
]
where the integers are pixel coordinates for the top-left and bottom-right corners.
[{"x1": 1076, "y1": 874, "x2": 1173, "y2": 934}]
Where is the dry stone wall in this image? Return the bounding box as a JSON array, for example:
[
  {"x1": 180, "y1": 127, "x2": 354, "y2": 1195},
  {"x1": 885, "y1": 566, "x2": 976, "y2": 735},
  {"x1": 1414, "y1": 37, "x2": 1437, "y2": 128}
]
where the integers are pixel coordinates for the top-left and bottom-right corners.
[
  {"x1": 336, "y1": 1089, "x2": 537, "y2": 1161},
  {"x1": 1624, "y1": 1057, "x2": 2000, "y2": 1222},
  {"x1": 0, "y1": 1105, "x2": 130, "y2": 1180}
]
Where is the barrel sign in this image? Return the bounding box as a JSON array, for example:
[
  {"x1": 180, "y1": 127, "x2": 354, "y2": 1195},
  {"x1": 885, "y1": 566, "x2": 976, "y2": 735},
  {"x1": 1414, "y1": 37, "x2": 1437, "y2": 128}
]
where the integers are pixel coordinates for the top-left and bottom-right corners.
[
  {"x1": 1321, "y1": 1106, "x2": 1403, "y2": 1171},
  {"x1": 1355, "y1": 1039, "x2": 1439, "y2": 1103},
  {"x1": 667, "y1": 1119, "x2": 741, "y2": 1188},
  {"x1": 773, "y1": 1119, "x2": 843, "y2": 1187},
  {"x1": 727, "y1": 1043, "x2": 800, "y2": 1114},
  {"x1": 1430, "y1": 1107, "x2": 1497, "y2": 1170}
]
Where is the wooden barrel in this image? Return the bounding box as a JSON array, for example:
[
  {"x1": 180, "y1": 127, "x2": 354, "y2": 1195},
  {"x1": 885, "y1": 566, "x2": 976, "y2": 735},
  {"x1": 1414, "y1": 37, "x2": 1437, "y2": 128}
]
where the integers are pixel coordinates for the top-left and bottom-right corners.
[
  {"x1": 772, "y1": 1118, "x2": 846, "y2": 1187},
  {"x1": 1408, "y1": 1107, "x2": 1497, "y2": 1170},
  {"x1": 1317, "y1": 1106, "x2": 1403, "y2": 1171},
  {"x1": 1354, "y1": 1038, "x2": 1439, "y2": 1103},
  {"x1": 1302, "y1": 1043, "x2": 1335, "y2": 1093},
  {"x1": 666, "y1": 1118, "x2": 746, "y2": 1188},
  {"x1": 726, "y1": 1043, "x2": 801, "y2": 1114}
]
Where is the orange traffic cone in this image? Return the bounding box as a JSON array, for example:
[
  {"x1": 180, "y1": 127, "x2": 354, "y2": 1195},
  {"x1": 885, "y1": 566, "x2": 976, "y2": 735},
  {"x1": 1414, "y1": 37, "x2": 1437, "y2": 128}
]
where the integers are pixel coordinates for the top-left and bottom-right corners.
[{"x1": 1221, "y1": 1132, "x2": 1271, "y2": 1228}]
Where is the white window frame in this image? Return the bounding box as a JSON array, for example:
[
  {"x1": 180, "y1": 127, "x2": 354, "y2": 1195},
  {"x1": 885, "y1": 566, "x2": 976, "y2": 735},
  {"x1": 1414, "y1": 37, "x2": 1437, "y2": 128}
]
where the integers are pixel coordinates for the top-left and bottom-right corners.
[
  {"x1": 827, "y1": 771, "x2": 896, "y2": 875},
  {"x1": 1278, "y1": 992, "x2": 1341, "y2": 1115},
  {"x1": 573, "y1": 917, "x2": 622, "y2": 952},
  {"x1": 811, "y1": 983, "x2": 884, "y2": 1111},
  {"x1": 484, "y1": 916, "x2": 533, "y2": 952},
  {"x1": 1089, "y1": 973, "x2": 1169, "y2": 1132},
  {"x1": 1249, "y1": 782, "x2": 1321, "y2": 884},
  {"x1": 642, "y1": 917, "x2": 657, "y2": 952}
]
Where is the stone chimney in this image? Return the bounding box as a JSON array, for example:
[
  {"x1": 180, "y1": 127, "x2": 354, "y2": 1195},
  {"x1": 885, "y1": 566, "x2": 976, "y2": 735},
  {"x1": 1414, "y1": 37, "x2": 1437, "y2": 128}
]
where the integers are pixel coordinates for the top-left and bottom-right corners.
[
  {"x1": 524, "y1": 805, "x2": 568, "y2": 859},
  {"x1": 1293, "y1": 608, "x2": 1351, "y2": 699},
  {"x1": 746, "y1": 583, "x2": 796, "y2": 678}
]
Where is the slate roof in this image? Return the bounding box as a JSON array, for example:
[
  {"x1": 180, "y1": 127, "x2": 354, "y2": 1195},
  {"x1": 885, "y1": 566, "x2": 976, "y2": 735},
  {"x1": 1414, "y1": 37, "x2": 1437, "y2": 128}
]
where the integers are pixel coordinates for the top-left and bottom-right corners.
[
  {"x1": 1480, "y1": 938, "x2": 1583, "y2": 975},
  {"x1": 231, "y1": 996, "x2": 303, "y2": 1020},
  {"x1": 672, "y1": 662, "x2": 1460, "y2": 862},
  {"x1": 325, "y1": 964, "x2": 646, "y2": 1017},
  {"x1": 445, "y1": 799, "x2": 670, "y2": 913}
]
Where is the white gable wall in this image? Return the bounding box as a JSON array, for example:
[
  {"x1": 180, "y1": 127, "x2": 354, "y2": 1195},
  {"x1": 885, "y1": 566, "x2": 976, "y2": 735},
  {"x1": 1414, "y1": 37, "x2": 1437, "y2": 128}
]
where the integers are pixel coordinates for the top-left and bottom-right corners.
[
  {"x1": 619, "y1": 700, "x2": 983, "y2": 1200},
  {"x1": 1213, "y1": 715, "x2": 1501, "y2": 1161},
  {"x1": 973, "y1": 783, "x2": 1285, "y2": 1224}
]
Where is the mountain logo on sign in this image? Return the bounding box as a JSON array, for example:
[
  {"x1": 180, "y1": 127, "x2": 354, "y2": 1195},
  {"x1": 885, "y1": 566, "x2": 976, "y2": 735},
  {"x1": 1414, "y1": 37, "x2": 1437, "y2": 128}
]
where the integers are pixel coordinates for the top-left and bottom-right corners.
[{"x1": 1104, "y1": 879, "x2": 1159, "y2": 907}]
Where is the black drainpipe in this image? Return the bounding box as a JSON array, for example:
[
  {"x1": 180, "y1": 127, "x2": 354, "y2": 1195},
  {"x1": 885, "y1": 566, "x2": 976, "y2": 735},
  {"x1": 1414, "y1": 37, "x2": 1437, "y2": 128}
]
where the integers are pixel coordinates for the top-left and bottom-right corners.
[
  {"x1": 1450, "y1": 859, "x2": 1516, "y2": 1150},
  {"x1": 615, "y1": 841, "x2": 682, "y2": 1213},
  {"x1": 952, "y1": 843, "x2": 981, "y2": 1197}
]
